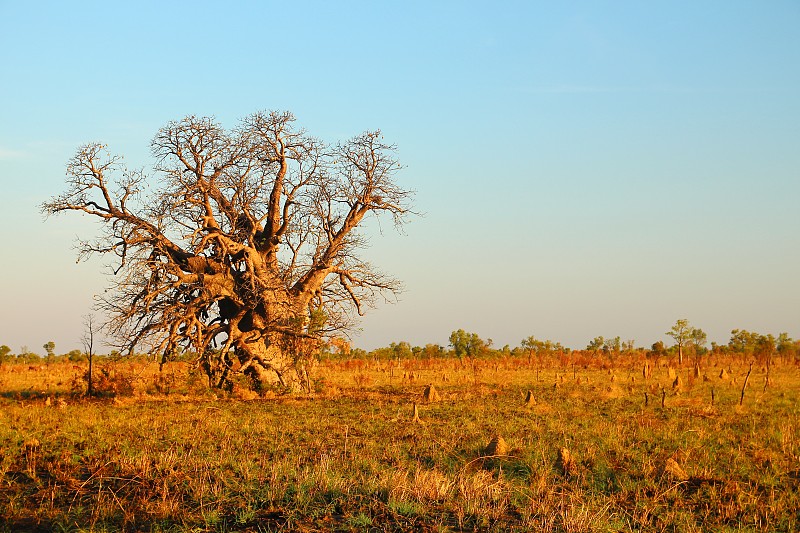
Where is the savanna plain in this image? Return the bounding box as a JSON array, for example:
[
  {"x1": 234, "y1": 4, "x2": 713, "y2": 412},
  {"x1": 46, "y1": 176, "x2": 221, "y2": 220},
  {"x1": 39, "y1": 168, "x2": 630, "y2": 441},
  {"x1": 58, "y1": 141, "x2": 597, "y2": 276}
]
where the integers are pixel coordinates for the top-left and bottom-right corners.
[{"x1": 1, "y1": 352, "x2": 798, "y2": 532}]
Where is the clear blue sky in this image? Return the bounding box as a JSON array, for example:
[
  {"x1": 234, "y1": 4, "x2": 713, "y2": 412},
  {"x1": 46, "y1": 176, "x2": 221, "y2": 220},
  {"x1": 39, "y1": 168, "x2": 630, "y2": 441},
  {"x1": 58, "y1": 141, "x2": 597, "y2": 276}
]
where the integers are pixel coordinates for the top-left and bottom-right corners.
[{"x1": 1, "y1": 1, "x2": 798, "y2": 354}]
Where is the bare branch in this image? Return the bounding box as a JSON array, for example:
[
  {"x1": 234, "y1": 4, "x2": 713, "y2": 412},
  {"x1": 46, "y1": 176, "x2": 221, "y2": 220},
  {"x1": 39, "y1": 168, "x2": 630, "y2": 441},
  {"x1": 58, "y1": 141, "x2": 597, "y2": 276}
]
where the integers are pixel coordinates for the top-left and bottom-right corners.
[{"x1": 45, "y1": 111, "x2": 414, "y2": 392}]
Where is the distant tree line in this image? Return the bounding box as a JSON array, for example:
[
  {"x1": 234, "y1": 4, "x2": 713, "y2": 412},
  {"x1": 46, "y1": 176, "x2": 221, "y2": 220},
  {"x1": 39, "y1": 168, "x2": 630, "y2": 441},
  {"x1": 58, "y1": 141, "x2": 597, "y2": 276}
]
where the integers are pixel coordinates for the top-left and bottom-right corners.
[
  {"x1": 0, "y1": 343, "x2": 162, "y2": 365},
  {"x1": 2, "y1": 320, "x2": 797, "y2": 368},
  {"x1": 317, "y1": 319, "x2": 799, "y2": 365}
]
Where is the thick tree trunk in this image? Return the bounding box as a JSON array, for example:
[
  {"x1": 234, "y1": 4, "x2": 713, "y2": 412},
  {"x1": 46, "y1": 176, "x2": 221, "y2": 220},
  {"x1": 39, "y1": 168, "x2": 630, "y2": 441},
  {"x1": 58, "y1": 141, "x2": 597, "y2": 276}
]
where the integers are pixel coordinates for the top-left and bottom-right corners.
[{"x1": 234, "y1": 333, "x2": 303, "y2": 392}]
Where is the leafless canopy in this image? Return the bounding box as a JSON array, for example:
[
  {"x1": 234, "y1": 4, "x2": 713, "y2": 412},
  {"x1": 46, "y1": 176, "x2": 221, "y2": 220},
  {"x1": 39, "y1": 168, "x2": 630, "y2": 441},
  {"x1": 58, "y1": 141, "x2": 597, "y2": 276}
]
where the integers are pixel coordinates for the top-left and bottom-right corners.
[{"x1": 43, "y1": 111, "x2": 413, "y2": 391}]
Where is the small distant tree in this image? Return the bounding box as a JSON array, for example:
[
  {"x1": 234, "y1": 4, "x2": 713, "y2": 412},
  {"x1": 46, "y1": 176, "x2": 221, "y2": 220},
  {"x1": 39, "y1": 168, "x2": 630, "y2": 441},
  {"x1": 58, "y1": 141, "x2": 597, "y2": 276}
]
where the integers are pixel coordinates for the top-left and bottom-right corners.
[
  {"x1": 603, "y1": 336, "x2": 621, "y2": 355},
  {"x1": 754, "y1": 334, "x2": 776, "y2": 369},
  {"x1": 67, "y1": 349, "x2": 85, "y2": 362},
  {"x1": 0, "y1": 345, "x2": 12, "y2": 366},
  {"x1": 420, "y1": 344, "x2": 444, "y2": 359},
  {"x1": 666, "y1": 319, "x2": 693, "y2": 365},
  {"x1": 777, "y1": 333, "x2": 796, "y2": 363},
  {"x1": 649, "y1": 340, "x2": 667, "y2": 359},
  {"x1": 43, "y1": 341, "x2": 56, "y2": 363},
  {"x1": 521, "y1": 335, "x2": 540, "y2": 365},
  {"x1": 586, "y1": 336, "x2": 605, "y2": 354},
  {"x1": 689, "y1": 328, "x2": 707, "y2": 356},
  {"x1": 449, "y1": 329, "x2": 485, "y2": 359},
  {"x1": 17, "y1": 346, "x2": 40, "y2": 364},
  {"x1": 467, "y1": 333, "x2": 486, "y2": 357},
  {"x1": 622, "y1": 339, "x2": 636, "y2": 353},
  {"x1": 540, "y1": 339, "x2": 553, "y2": 356},
  {"x1": 729, "y1": 329, "x2": 759, "y2": 356},
  {"x1": 349, "y1": 347, "x2": 368, "y2": 359},
  {"x1": 389, "y1": 341, "x2": 413, "y2": 359},
  {"x1": 82, "y1": 314, "x2": 98, "y2": 396},
  {"x1": 689, "y1": 328, "x2": 708, "y2": 348}
]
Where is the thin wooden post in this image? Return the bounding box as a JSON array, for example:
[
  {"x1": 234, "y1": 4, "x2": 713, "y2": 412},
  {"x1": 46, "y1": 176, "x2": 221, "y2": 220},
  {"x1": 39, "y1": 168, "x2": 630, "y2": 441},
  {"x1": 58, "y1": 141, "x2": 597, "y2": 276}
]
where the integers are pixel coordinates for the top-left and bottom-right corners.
[{"x1": 739, "y1": 361, "x2": 754, "y2": 406}]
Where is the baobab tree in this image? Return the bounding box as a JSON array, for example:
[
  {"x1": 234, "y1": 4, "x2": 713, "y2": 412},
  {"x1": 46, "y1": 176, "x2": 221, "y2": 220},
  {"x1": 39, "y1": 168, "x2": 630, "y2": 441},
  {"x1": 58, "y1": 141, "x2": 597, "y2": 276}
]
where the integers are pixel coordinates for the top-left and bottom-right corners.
[{"x1": 43, "y1": 111, "x2": 413, "y2": 391}]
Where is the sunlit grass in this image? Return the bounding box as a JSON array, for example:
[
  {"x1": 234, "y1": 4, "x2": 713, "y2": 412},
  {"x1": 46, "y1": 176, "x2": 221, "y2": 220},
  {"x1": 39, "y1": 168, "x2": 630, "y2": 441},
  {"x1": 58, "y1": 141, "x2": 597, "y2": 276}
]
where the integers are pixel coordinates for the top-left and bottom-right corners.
[{"x1": 1, "y1": 356, "x2": 798, "y2": 531}]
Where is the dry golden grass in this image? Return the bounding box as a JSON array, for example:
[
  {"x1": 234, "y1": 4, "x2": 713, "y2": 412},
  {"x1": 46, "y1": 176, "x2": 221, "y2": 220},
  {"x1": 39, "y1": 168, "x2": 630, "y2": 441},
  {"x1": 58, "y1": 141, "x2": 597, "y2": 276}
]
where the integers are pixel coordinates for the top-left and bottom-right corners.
[{"x1": 0, "y1": 354, "x2": 798, "y2": 532}]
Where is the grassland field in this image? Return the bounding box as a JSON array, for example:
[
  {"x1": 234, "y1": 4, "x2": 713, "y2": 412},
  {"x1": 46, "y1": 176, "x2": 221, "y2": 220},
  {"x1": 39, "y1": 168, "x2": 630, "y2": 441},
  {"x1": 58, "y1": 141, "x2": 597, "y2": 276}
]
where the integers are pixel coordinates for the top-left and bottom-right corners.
[{"x1": 1, "y1": 354, "x2": 798, "y2": 532}]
